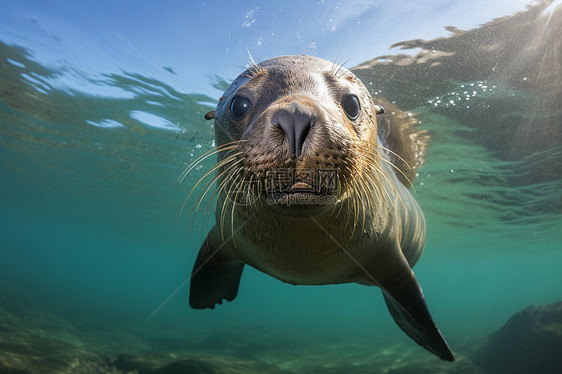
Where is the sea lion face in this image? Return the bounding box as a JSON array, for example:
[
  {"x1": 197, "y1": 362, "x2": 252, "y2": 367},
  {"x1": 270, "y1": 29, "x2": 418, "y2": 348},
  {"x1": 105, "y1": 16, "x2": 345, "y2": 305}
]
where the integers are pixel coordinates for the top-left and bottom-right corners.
[{"x1": 213, "y1": 55, "x2": 382, "y2": 216}]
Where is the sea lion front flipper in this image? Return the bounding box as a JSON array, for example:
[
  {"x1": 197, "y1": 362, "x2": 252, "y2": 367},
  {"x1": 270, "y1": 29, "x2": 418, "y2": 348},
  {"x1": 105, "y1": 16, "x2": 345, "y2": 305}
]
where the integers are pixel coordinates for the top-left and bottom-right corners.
[
  {"x1": 374, "y1": 245, "x2": 454, "y2": 361},
  {"x1": 189, "y1": 229, "x2": 244, "y2": 309}
]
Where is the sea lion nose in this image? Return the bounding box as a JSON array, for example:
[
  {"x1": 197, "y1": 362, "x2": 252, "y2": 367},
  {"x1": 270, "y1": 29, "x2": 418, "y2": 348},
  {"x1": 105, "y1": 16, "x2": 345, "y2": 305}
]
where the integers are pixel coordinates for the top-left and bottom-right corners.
[{"x1": 272, "y1": 101, "x2": 315, "y2": 156}]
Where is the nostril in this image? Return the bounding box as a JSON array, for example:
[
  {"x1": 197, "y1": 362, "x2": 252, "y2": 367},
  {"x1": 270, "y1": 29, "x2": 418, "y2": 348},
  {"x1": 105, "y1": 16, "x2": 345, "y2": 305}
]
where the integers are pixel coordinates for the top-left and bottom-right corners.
[{"x1": 294, "y1": 119, "x2": 311, "y2": 156}]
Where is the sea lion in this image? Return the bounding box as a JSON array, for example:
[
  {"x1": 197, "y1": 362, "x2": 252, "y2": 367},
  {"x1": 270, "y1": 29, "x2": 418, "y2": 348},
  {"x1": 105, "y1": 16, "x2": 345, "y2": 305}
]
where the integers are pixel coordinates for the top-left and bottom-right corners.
[{"x1": 187, "y1": 55, "x2": 454, "y2": 361}]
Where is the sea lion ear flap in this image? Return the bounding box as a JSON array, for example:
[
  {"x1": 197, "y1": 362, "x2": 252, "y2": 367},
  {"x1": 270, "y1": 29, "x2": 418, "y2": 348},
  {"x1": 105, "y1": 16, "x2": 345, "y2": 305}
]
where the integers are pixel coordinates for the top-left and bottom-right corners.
[
  {"x1": 204, "y1": 111, "x2": 216, "y2": 120},
  {"x1": 374, "y1": 105, "x2": 385, "y2": 115}
]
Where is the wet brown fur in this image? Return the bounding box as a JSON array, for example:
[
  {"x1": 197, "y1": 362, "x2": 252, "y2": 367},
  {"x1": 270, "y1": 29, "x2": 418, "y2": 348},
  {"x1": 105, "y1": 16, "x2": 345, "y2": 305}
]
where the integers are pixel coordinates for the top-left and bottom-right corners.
[{"x1": 187, "y1": 55, "x2": 453, "y2": 361}]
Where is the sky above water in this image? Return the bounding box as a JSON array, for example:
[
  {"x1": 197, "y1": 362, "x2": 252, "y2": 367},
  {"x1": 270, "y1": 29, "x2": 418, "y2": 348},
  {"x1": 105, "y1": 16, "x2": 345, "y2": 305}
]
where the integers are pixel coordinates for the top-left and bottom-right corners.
[{"x1": 0, "y1": 0, "x2": 535, "y2": 98}]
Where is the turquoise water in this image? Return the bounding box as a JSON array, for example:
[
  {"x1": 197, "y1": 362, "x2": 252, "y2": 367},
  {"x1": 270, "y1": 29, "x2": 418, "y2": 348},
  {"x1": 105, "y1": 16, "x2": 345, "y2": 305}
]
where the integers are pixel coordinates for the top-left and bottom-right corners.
[{"x1": 1, "y1": 1, "x2": 561, "y2": 373}]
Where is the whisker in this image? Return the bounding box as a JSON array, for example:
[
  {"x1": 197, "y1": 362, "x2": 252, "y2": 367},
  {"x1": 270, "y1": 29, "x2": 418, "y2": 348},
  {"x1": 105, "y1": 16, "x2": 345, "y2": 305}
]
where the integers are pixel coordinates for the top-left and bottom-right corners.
[
  {"x1": 358, "y1": 175, "x2": 376, "y2": 219},
  {"x1": 220, "y1": 173, "x2": 242, "y2": 241},
  {"x1": 335, "y1": 171, "x2": 349, "y2": 218},
  {"x1": 202, "y1": 163, "x2": 242, "y2": 227},
  {"x1": 350, "y1": 171, "x2": 360, "y2": 239},
  {"x1": 340, "y1": 144, "x2": 401, "y2": 231},
  {"x1": 178, "y1": 141, "x2": 245, "y2": 183},
  {"x1": 178, "y1": 144, "x2": 242, "y2": 185},
  {"x1": 204, "y1": 167, "x2": 236, "y2": 234},
  {"x1": 230, "y1": 175, "x2": 242, "y2": 247},
  {"x1": 334, "y1": 57, "x2": 350, "y2": 77},
  {"x1": 243, "y1": 172, "x2": 258, "y2": 208},
  {"x1": 191, "y1": 158, "x2": 243, "y2": 228},
  {"x1": 377, "y1": 144, "x2": 413, "y2": 170},
  {"x1": 199, "y1": 160, "x2": 244, "y2": 233},
  {"x1": 354, "y1": 140, "x2": 416, "y2": 192},
  {"x1": 146, "y1": 51, "x2": 189, "y2": 96},
  {"x1": 194, "y1": 156, "x2": 243, "y2": 215},
  {"x1": 355, "y1": 139, "x2": 413, "y2": 171},
  {"x1": 247, "y1": 50, "x2": 263, "y2": 75},
  {"x1": 354, "y1": 172, "x2": 369, "y2": 233},
  {"x1": 379, "y1": 157, "x2": 416, "y2": 193},
  {"x1": 329, "y1": 168, "x2": 345, "y2": 218},
  {"x1": 181, "y1": 152, "x2": 242, "y2": 221},
  {"x1": 370, "y1": 163, "x2": 404, "y2": 212},
  {"x1": 342, "y1": 164, "x2": 356, "y2": 234},
  {"x1": 181, "y1": 155, "x2": 241, "y2": 234},
  {"x1": 188, "y1": 168, "x2": 231, "y2": 234},
  {"x1": 179, "y1": 142, "x2": 233, "y2": 182},
  {"x1": 330, "y1": 54, "x2": 340, "y2": 75},
  {"x1": 363, "y1": 169, "x2": 386, "y2": 213},
  {"x1": 354, "y1": 148, "x2": 402, "y2": 211}
]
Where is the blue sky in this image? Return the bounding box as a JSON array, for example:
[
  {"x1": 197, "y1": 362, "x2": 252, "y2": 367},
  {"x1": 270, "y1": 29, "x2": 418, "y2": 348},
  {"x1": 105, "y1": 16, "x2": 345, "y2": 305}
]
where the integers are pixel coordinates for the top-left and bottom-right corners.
[{"x1": 0, "y1": 0, "x2": 534, "y2": 98}]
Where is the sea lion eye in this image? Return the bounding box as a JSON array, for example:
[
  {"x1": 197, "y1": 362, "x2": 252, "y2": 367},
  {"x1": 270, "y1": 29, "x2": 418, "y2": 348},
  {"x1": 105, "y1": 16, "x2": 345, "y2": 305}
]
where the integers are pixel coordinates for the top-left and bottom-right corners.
[
  {"x1": 230, "y1": 97, "x2": 252, "y2": 120},
  {"x1": 341, "y1": 94, "x2": 361, "y2": 120}
]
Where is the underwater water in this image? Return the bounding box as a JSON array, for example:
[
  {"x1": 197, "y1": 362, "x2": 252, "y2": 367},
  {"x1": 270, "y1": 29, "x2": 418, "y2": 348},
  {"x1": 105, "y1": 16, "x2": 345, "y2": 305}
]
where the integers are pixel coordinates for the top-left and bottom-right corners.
[{"x1": 1, "y1": 0, "x2": 561, "y2": 373}]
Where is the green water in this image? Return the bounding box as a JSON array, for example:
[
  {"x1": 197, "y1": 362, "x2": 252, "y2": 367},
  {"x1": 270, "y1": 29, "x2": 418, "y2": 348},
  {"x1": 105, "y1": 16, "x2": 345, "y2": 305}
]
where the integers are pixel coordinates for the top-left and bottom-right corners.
[{"x1": 1, "y1": 4, "x2": 561, "y2": 371}]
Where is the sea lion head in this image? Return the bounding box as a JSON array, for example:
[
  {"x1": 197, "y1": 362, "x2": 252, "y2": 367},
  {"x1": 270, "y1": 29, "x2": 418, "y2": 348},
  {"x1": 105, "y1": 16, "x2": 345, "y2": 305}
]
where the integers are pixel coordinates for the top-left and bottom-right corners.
[{"x1": 207, "y1": 55, "x2": 387, "y2": 217}]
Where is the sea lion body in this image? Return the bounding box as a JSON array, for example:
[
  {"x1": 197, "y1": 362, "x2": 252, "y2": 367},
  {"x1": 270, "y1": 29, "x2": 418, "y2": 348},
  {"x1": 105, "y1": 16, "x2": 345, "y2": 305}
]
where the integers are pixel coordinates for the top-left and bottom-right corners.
[
  {"x1": 219, "y1": 152, "x2": 423, "y2": 286},
  {"x1": 188, "y1": 55, "x2": 453, "y2": 361}
]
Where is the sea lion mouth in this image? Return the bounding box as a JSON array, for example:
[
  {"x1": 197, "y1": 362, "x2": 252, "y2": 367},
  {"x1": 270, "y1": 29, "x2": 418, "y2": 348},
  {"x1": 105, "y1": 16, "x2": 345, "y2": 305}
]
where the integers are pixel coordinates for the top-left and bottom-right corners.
[
  {"x1": 262, "y1": 181, "x2": 338, "y2": 207},
  {"x1": 249, "y1": 165, "x2": 342, "y2": 209},
  {"x1": 290, "y1": 181, "x2": 312, "y2": 190}
]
